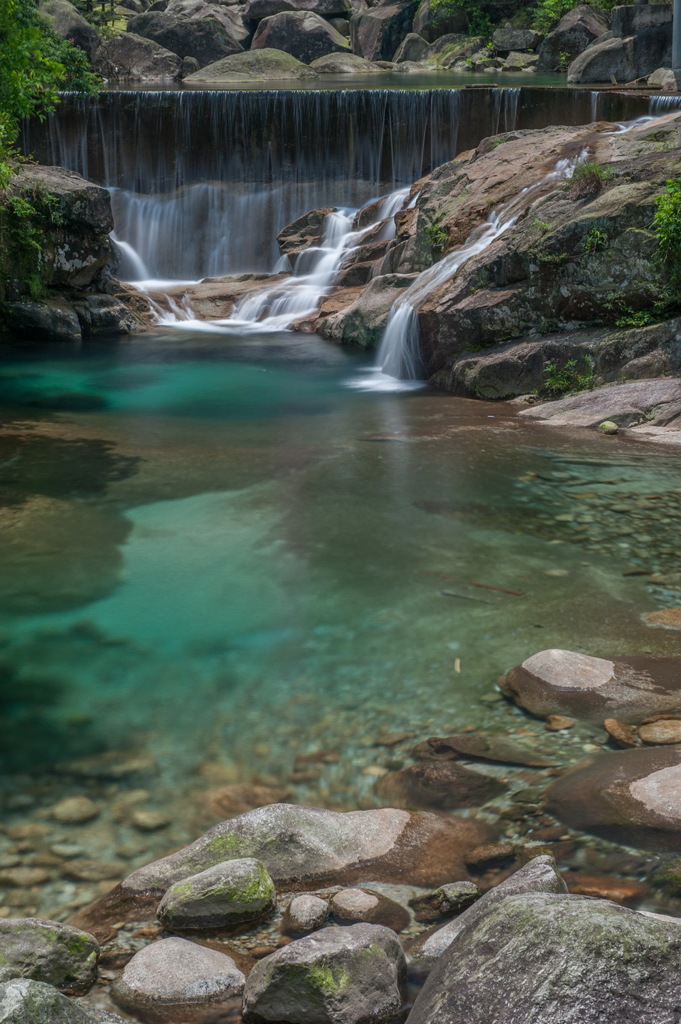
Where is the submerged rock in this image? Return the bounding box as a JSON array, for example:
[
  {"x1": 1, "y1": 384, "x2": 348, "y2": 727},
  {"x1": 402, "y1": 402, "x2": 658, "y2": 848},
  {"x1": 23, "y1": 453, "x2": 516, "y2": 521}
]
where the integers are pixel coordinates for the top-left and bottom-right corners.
[
  {"x1": 251, "y1": 11, "x2": 351, "y2": 62},
  {"x1": 375, "y1": 761, "x2": 507, "y2": 810},
  {"x1": 407, "y1": 893, "x2": 681, "y2": 1024},
  {"x1": 499, "y1": 648, "x2": 681, "y2": 724},
  {"x1": 70, "y1": 804, "x2": 492, "y2": 938},
  {"x1": 111, "y1": 937, "x2": 245, "y2": 1024},
  {"x1": 406, "y1": 855, "x2": 566, "y2": 977},
  {"x1": 546, "y1": 746, "x2": 681, "y2": 850},
  {"x1": 157, "y1": 858, "x2": 276, "y2": 930},
  {"x1": 183, "y1": 47, "x2": 319, "y2": 80},
  {"x1": 329, "y1": 888, "x2": 410, "y2": 931},
  {"x1": 243, "y1": 923, "x2": 406, "y2": 1024},
  {"x1": 0, "y1": 918, "x2": 98, "y2": 993},
  {"x1": 411, "y1": 733, "x2": 554, "y2": 767}
]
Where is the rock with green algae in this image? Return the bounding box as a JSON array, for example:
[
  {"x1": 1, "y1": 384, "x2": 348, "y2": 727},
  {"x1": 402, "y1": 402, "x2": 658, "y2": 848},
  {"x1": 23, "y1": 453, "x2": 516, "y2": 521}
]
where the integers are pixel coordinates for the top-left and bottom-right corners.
[
  {"x1": 70, "y1": 804, "x2": 492, "y2": 940},
  {"x1": 157, "y1": 858, "x2": 276, "y2": 930},
  {"x1": 184, "y1": 48, "x2": 319, "y2": 81},
  {"x1": 407, "y1": 893, "x2": 681, "y2": 1024},
  {"x1": 0, "y1": 979, "x2": 124, "y2": 1024},
  {"x1": 243, "y1": 923, "x2": 406, "y2": 1024},
  {"x1": 111, "y1": 937, "x2": 245, "y2": 1024},
  {"x1": 0, "y1": 918, "x2": 98, "y2": 994},
  {"x1": 599, "y1": 419, "x2": 619, "y2": 434}
]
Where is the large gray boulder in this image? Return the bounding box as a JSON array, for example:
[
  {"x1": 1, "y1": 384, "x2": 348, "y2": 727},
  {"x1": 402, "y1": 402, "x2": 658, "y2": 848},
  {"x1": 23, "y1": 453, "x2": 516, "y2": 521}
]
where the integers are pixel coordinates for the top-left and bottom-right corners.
[
  {"x1": 518, "y1": 379, "x2": 681, "y2": 430},
  {"x1": 243, "y1": 923, "x2": 406, "y2": 1024},
  {"x1": 157, "y1": 858, "x2": 276, "y2": 930},
  {"x1": 0, "y1": 919, "x2": 98, "y2": 994},
  {"x1": 412, "y1": 0, "x2": 466, "y2": 41},
  {"x1": 128, "y1": 7, "x2": 248, "y2": 66},
  {"x1": 310, "y1": 51, "x2": 382, "y2": 71},
  {"x1": 546, "y1": 746, "x2": 681, "y2": 851},
  {"x1": 93, "y1": 32, "x2": 183, "y2": 81},
  {"x1": 536, "y1": 4, "x2": 608, "y2": 71},
  {"x1": 111, "y1": 938, "x2": 245, "y2": 1024},
  {"x1": 244, "y1": 0, "x2": 350, "y2": 19},
  {"x1": 251, "y1": 10, "x2": 351, "y2": 61},
  {"x1": 492, "y1": 27, "x2": 542, "y2": 51},
  {"x1": 350, "y1": 0, "x2": 419, "y2": 61},
  {"x1": 407, "y1": 855, "x2": 566, "y2": 977},
  {"x1": 0, "y1": 980, "x2": 122, "y2": 1024},
  {"x1": 567, "y1": 23, "x2": 671, "y2": 83},
  {"x1": 70, "y1": 804, "x2": 491, "y2": 939},
  {"x1": 183, "y1": 47, "x2": 319, "y2": 79},
  {"x1": 39, "y1": 0, "x2": 101, "y2": 57},
  {"x1": 393, "y1": 31, "x2": 427, "y2": 61},
  {"x1": 407, "y1": 893, "x2": 681, "y2": 1024}
]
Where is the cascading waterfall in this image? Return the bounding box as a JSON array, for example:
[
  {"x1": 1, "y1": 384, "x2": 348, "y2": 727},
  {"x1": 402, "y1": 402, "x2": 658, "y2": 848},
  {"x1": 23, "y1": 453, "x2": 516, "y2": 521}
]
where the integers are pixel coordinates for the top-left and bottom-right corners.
[
  {"x1": 23, "y1": 88, "x2": 652, "y2": 283},
  {"x1": 648, "y1": 94, "x2": 681, "y2": 115},
  {"x1": 367, "y1": 152, "x2": 588, "y2": 389}
]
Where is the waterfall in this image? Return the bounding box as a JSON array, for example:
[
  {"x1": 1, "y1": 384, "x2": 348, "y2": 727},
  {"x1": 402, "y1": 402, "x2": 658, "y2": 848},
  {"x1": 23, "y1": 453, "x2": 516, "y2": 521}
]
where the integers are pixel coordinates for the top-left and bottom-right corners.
[
  {"x1": 492, "y1": 88, "x2": 521, "y2": 135},
  {"x1": 590, "y1": 91, "x2": 600, "y2": 121},
  {"x1": 366, "y1": 152, "x2": 588, "y2": 390},
  {"x1": 648, "y1": 94, "x2": 681, "y2": 115}
]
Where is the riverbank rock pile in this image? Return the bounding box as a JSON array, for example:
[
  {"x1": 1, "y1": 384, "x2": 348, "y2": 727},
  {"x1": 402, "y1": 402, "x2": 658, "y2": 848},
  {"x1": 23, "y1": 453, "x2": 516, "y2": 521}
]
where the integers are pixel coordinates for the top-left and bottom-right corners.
[
  {"x1": 45, "y1": 0, "x2": 672, "y2": 83},
  {"x1": 2, "y1": 812, "x2": 681, "y2": 1024},
  {"x1": 0, "y1": 166, "x2": 142, "y2": 343}
]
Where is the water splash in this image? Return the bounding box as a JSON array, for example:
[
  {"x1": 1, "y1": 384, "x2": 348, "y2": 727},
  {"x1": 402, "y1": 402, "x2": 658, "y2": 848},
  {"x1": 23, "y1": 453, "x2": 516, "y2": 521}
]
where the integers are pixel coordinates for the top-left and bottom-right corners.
[{"x1": 362, "y1": 152, "x2": 588, "y2": 391}]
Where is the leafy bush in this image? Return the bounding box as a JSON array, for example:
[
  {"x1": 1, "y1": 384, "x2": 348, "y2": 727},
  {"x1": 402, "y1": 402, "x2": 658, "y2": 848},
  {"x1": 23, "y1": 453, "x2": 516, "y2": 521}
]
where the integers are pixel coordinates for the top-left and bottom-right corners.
[
  {"x1": 653, "y1": 177, "x2": 681, "y2": 291},
  {"x1": 541, "y1": 356, "x2": 596, "y2": 396},
  {"x1": 570, "y1": 160, "x2": 614, "y2": 197},
  {"x1": 428, "y1": 0, "x2": 493, "y2": 37},
  {"x1": 531, "y1": 0, "x2": 621, "y2": 33}
]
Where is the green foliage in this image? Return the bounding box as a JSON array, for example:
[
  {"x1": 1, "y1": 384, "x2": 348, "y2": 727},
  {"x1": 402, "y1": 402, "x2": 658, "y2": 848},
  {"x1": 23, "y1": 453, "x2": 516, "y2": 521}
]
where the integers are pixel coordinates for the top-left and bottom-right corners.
[
  {"x1": 603, "y1": 291, "x2": 676, "y2": 329},
  {"x1": 0, "y1": 0, "x2": 98, "y2": 182},
  {"x1": 0, "y1": 182, "x2": 66, "y2": 300},
  {"x1": 557, "y1": 50, "x2": 571, "y2": 69},
  {"x1": 531, "y1": 0, "x2": 620, "y2": 33},
  {"x1": 541, "y1": 356, "x2": 596, "y2": 397},
  {"x1": 429, "y1": 0, "x2": 492, "y2": 37},
  {"x1": 581, "y1": 225, "x2": 608, "y2": 264},
  {"x1": 570, "y1": 160, "x2": 614, "y2": 196},
  {"x1": 426, "y1": 220, "x2": 449, "y2": 259},
  {"x1": 653, "y1": 177, "x2": 681, "y2": 290}
]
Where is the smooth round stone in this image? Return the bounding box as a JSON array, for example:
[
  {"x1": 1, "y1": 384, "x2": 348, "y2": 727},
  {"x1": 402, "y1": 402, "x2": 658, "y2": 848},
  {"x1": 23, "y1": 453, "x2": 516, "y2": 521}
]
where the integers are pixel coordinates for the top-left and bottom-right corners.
[
  {"x1": 51, "y1": 797, "x2": 100, "y2": 825},
  {"x1": 157, "y1": 858, "x2": 276, "y2": 930},
  {"x1": 111, "y1": 937, "x2": 245, "y2": 1024},
  {"x1": 281, "y1": 894, "x2": 329, "y2": 937},
  {"x1": 330, "y1": 888, "x2": 411, "y2": 932},
  {"x1": 639, "y1": 720, "x2": 681, "y2": 745}
]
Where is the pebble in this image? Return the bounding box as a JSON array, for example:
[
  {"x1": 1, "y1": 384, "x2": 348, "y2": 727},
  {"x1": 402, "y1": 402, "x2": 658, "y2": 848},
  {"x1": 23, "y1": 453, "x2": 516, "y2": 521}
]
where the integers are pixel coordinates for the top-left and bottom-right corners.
[
  {"x1": 129, "y1": 809, "x2": 170, "y2": 831},
  {"x1": 638, "y1": 720, "x2": 681, "y2": 745},
  {"x1": 603, "y1": 719, "x2": 638, "y2": 748},
  {"x1": 545, "y1": 716, "x2": 576, "y2": 732},
  {"x1": 5, "y1": 824, "x2": 50, "y2": 841},
  {"x1": 50, "y1": 843, "x2": 85, "y2": 859},
  {"x1": 0, "y1": 867, "x2": 52, "y2": 887},
  {"x1": 61, "y1": 859, "x2": 126, "y2": 882},
  {"x1": 51, "y1": 796, "x2": 100, "y2": 824},
  {"x1": 598, "y1": 421, "x2": 619, "y2": 434}
]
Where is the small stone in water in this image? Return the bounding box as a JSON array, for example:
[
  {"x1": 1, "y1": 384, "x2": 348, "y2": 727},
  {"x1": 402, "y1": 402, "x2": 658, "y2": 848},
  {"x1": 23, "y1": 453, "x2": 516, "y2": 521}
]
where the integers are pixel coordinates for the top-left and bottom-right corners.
[
  {"x1": 598, "y1": 420, "x2": 619, "y2": 434},
  {"x1": 545, "y1": 716, "x2": 576, "y2": 731},
  {"x1": 603, "y1": 718, "x2": 638, "y2": 748},
  {"x1": 281, "y1": 895, "x2": 329, "y2": 937},
  {"x1": 51, "y1": 796, "x2": 100, "y2": 824},
  {"x1": 638, "y1": 720, "x2": 681, "y2": 745},
  {"x1": 409, "y1": 881, "x2": 480, "y2": 922},
  {"x1": 129, "y1": 809, "x2": 170, "y2": 831}
]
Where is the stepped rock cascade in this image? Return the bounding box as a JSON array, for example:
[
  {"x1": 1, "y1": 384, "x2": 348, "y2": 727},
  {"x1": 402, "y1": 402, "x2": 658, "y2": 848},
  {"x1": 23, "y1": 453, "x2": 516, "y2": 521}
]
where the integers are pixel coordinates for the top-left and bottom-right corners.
[
  {"x1": 23, "y1": 88, "x2": 653, "y2": 282},
  {"x1": 373, "y1": 151, "x2": 588, "y2": 386}
]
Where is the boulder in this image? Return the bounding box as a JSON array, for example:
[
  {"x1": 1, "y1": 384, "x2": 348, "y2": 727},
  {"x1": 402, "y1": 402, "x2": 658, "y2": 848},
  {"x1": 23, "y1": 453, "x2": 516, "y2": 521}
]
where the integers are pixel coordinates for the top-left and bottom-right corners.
[
  {"x1": 502, "y1": 50, "x2": 538, "y2": 70},
  {"x1": 243, "y1": 923, "x2": 406, "y2": 1024},
  {"x1": 70, "y1": 804, "x2": 492, "y2": 938},
  {"x1": 375, "y1": 761, "x2": 508, "y2": 810},
  {"x1": 0, "y1": 979, "x2": 114, "y2": 1024},
  {"x1": 111, "y1": 937, "x2": 246, "y2": 1024},
  {"x1": 39, "y1": 0, "x2": 101, "y2": 57},
  {"x1": 393, "y1": 31, "x2": 427, "y2": 61},
  {"x1": 0, "y1": 919, "x2": 98, "y2": 994},
  {"x1": 407, "y1": 893, "x2": 681, "y2": 1024},
  {"x1": 329, "y1": 888, "x2": 411, "y2": 931},
  {"x1": 647, "y1": 66, "x2": 678, "y2": 87},
  {"x1": 350, "y1": 0, "x2": 419, "y2": 61},
  {"x1": 157, "y1": 858, "x2": 276, "y2": 930},
  {"x1": 251, "y1": 10, "x2": 351, "y2": 61},
  {"x1": 128, "y1": 8, "x2": 248, "y2": 66},
  {"x1": 411, "y1": 733, "x2": 554, "y2": 767},
  {"x1": 536, "y1": 4, "x2": 609, "y2": 71},
  {"x1": 244, "y1": 0, "x2": 350, "y2": 19},
  {"x1": 567, "y1": 23, "x2": 671, "y2": 83},
  {"x1": 183, "y1": 47, "x2": 319, "y2": 79},
  {"x1": 406, "y1": 855, "x2": 566, "y2": 978},
  {"x1": 412, "y1": 0, "x2": 466, "y2": 42},
  {"x1": 93, "y1": 32, "x2": 183, "y2": 81},
  {"x1": 518, "y1": 380, "x2": 681, "y2": 430},
  {"x1": 423, "y1": 33, "x2": 484, "y2": 61},
  {"x1": 278, "y1": 208, "x2": 334, "y2": 255},
  {"x1": 408, "y1": 881, "x2": 480, "y2": 922},
  {"x1": 317, "y1": 273, "x2": 415, "y2": 348},
  {"x1": 492, "y1": 27, "x2": 542, "y2": 51},
  {"x1": 499, "y1": 648, "x2": 681, "y2": 724},
  {"x1": 310, "y1": 51, "x2": 382, "y2": 70},
  {"x1": 1, "y1": 301, "x2": 83, "y2": 343},
  {"x1": 546, "y1": 746, "x2": 681, "y2": 850},
  {"x1": 281, "y1": 894, "x2": 330, "y2": 936},
  {"x1": 73, "y1": 294, "x2": 140, "y2": 336}
]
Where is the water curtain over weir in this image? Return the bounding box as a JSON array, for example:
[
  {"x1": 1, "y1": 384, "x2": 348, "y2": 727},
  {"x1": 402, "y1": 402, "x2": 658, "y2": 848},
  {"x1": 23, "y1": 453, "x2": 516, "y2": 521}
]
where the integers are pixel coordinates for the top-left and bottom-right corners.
[{"x1": 22, "y1": 87, "x2": 654, "y2": 281}]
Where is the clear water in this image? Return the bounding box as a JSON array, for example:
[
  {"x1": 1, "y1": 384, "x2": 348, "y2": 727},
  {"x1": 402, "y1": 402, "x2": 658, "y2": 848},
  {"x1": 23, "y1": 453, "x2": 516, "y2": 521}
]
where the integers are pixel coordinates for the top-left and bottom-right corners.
[{"x1": 1, "y1": 328, "x2": 678, "y2": 804}]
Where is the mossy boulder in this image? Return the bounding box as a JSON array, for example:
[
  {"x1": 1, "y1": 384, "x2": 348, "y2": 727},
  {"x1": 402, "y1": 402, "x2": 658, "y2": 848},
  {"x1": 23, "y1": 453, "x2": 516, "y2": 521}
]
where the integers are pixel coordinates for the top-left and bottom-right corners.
[
  {"x1": 0, "y1": 979, "x2": 122, "y2": 1024},
  {"x1": 157, "y1": 858, "x2": 276, "y2": 930},
  {"x1": 184, "y1": 46, "x2": 319, "y2": 80},
  {"x1": 408, "y1": 893, "x2": 681, "y2": 1024},
  {"x1": 243, "y1": 923, "x2": 406, "y2": 1024},
  {"x1": 0, "y1": 918, "x2": 98, "y2": 994}
]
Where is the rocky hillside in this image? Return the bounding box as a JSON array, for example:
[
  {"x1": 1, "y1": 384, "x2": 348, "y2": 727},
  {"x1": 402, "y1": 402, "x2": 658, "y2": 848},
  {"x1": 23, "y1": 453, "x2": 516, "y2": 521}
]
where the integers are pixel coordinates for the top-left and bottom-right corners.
[{"x1": 42, "y1": 0, "x2": 678, "y2": 85}]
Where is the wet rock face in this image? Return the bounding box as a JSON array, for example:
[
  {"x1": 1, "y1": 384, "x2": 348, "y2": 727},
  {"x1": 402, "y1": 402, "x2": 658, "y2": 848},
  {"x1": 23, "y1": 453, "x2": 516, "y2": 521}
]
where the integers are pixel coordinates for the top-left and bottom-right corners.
[
  {"x1": 406, "y1": 855, "x2": 566, "y2": 977},
  {"x1": 71, "y1": 804, "x2": 492, "y2": 938},
  {"x1": 251, "y1": 10, "x2": 351, "y2": 62},
  {"x1": 546, "y1": 746, "x2": 681, "y2": 851},
  {"x1": 157, "y1": 858, "x2": 276, "y2": 930},
  {"x1": 499, "y1": 648, "x2": 681, "y2": 724},
  {"x1": 111, "y1": 937, "x2": 246, "y2": 1024},
  {"x1": 0, "y1": 918, "x2": 98, "y2": 994},
  {"x1": 407, "y1": 893, "x2": 681, "y2": 1024},
  {"x1": 243, "y1": 923, "x2": 406, "y2": 1024}
]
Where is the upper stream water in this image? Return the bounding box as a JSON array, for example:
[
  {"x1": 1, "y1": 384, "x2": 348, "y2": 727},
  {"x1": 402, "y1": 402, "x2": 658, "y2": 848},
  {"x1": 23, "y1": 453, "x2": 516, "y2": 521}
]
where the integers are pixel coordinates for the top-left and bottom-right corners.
[{"x1": 3, "y1": 87, "x2": 681, "y2": 915}]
